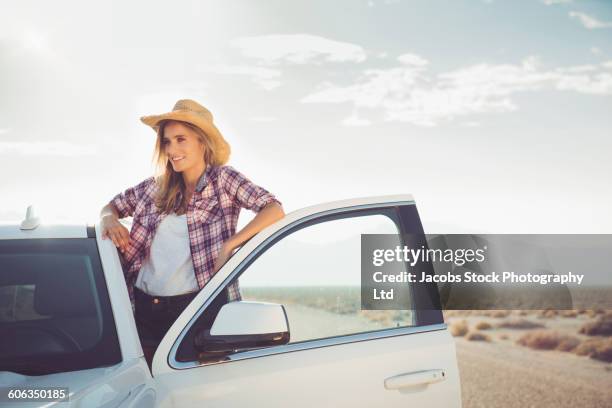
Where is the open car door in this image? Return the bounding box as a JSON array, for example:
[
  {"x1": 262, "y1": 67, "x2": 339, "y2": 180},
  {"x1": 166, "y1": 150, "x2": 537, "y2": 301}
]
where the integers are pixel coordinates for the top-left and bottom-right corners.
[{"x1": 151, "y1": 195, "x2": 461, "y2": 408}]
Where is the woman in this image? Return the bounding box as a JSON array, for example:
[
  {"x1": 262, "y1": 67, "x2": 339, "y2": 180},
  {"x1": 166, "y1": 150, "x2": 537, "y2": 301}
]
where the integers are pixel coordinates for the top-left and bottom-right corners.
[{"x1": 99, "y1": 99, "x2": 284, "y2": 368}]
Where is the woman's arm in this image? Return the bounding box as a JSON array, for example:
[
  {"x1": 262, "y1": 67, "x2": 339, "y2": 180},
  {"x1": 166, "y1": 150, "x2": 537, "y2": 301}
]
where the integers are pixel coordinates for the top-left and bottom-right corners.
[
  {"x1": 100, "y1": 177, "x2": 154, "y2": 253},
  {"x1": 213, "y1": 202, "x2": 285, "y2": 272},
  {"x1": 100, "y1": 203, "x2": 119, "y2": 219},
  {"x1": 225, "y1": 202, "x2": 284, "y2": 250},
  {"x1": 100, "y1": 203, "x2": 131, "y2": 253}
]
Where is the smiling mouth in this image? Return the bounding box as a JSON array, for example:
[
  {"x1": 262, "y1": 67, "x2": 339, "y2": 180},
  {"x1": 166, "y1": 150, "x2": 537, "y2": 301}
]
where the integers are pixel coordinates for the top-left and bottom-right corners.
[{"x1": 172, "y1": 156, "x2": 185, "y2": 163}]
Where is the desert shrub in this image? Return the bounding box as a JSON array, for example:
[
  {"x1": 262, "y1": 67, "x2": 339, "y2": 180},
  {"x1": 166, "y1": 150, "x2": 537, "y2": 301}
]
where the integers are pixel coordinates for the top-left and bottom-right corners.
[
  {"x1": 445, "y1": 310, "x2": 474, "y2": 318},
  {"x1": 497, "y1": 319, "x2": 545, "y2": 330},
  {"x1": 517, "y1": 331, "x2": 579, "y2": 351},
  {"x1": 517, "y1": 310, "x2": 530, "y2": 316},
  {"x1": 488, "y1": 310, "x2": 510, "y2": 318},
  {"x1": 499, "y1": 334, "x2": 509, "y2": 340},
  {"x1": 580, "y1": 314, "x2": 612, "y2": 336},
  {"x1": 573, "y1": 338, "x2": 612, "y2": 363},
  {"x1": 585, "y1": 309, "x2": 606, "y2": 318},
  {"x1": 574, "y1": 338, "x2": 600, "y2": 356},
  {"x1": 538, "y1": 309, "x2": 558, "y2": 319},
  {"x1": 562, "y1": 310, "x2": 578, "y2": 318},
  {"x1": 556, "y1": 336, "x2": 581, "y2": 352},
  {"x1": 475, "y1": 321, "x2": 492, "y2": 330},
  {"x1": 466, "y1": 331, "x2": 491, "y2": 342},
  {"x1": 359, "y1": 310, "x2": 393, "y2": 326},
  {"x1": 591, "y1": 342, "x2": 612, "y2": 363},
  {"x1": 450, "y1": 320, "x2": 469, "y2": 337}
]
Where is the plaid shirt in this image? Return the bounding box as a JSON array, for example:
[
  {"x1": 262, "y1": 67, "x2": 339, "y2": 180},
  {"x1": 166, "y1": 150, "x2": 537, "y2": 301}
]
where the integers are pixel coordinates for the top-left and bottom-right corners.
[{"x1": 109, "y1": 165, "x2": 281, "y2": 308}]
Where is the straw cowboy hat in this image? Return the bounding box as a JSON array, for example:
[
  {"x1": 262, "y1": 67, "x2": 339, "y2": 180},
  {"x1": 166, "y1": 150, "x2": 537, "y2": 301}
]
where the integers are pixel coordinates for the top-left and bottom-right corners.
[{"x1": 140, "y1": 99, "x2": 231, "y2": 165}]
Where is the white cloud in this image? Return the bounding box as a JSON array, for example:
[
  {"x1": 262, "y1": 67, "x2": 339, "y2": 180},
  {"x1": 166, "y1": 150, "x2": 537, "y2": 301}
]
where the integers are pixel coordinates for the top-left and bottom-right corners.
[
  {"x1": 541, "y1": 0, "x2": 572, "y2": 5},
  {"x1": 397, "y1": 53, "x2": 429, "y2": 67},
  {"x1": 230, "y1": 34, "x2": 367, "y2": 65},
  {"x1": 301, "y1": 54, "x2": 612, "y2": 127},
  {"x1": 341, "y1": 113, "x2": 371, "y2": 127},
  {"x1": 0, "y1": 141, "x2": 95, "y2": 156},
  {"x1": 590, "y1": 46, "x2": 602, "y2": 55},
  {"x1": 0, "y1": 128, "x2": 10, "y2": 135},
  {"x1": 301, "y1": 65, "x2": 424, "y2": 108},
  {"x1": 554, "y1": 72, "x2": 612, "y2": 94},
  {"x1": 569, "y1": 11, "x2": 612, "y2": 29},
  {"x1": 200, "y1": 64, "x2": 282, "y2": 90},
  {"x1": 555, "y1": 64, "x2": 596, "y2": 73}
]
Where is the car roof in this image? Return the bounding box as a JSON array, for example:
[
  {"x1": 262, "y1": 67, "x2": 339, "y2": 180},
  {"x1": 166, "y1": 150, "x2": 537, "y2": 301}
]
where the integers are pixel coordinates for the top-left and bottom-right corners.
[{"x1": 0, "y1": 224, "x2": 89, "y2": 240}]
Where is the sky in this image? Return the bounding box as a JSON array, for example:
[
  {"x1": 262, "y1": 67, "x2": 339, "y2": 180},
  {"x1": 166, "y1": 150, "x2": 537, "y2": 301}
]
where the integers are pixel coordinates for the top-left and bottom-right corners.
[{"x1": 1, "y1": 0, "x2": 611, "y2": 233}]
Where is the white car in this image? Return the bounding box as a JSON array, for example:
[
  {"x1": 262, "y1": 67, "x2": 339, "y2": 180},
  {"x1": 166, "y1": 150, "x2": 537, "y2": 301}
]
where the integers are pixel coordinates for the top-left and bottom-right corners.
[{"x1": 0, "y1": 195, "x2": 462, "y2": 407}]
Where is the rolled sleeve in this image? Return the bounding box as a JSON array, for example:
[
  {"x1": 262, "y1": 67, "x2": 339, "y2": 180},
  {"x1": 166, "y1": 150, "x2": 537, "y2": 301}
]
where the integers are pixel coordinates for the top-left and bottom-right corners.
[
  {"x1": 109, "y1": 177, "x2": 154, "y2": 218},
  {"x1": 227, "y1": 281, "x2": 242, "y2": 302},
  {"x1": 219, "y1": 166, "x2": 281, "y2": 212}
]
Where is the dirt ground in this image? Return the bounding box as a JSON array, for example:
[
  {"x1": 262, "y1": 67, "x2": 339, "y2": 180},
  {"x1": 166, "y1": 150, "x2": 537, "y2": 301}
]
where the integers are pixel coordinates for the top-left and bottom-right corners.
[{"x1": 450, "y1": 312, "x2": 612, "y2": 408}]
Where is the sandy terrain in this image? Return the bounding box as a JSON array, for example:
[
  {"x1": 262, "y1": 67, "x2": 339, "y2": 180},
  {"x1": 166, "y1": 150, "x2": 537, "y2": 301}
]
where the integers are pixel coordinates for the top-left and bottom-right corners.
[
  {"x1": 457, "y1": 337, "x2": 612, "y2": 408},
  {"x1": 448, "y1": 311, "x2": 612, "y2": 408}
]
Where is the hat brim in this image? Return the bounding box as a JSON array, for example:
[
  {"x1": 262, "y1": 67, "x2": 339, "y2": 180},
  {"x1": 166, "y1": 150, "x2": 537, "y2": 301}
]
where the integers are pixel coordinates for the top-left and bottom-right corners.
[{"x1": 141, "y1": 111, "x2": 230, "y2": 165}]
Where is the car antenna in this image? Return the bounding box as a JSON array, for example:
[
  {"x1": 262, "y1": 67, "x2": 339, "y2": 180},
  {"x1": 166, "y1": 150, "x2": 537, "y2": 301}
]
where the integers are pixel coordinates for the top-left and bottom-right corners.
[{"x1": 20, "y1": 205, "x2": 41, "y2": 230}]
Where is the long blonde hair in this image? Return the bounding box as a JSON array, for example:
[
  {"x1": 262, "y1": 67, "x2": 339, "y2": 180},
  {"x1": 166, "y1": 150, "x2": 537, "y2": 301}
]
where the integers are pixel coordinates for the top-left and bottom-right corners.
[{"x1": 153, "y1": 120, "x2": 217, "y2": 215}]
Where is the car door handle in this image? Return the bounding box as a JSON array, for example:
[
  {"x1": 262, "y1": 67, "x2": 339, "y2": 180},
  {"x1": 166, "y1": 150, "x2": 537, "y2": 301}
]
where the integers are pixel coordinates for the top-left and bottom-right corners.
[{"x1": 384, "y1": 369, "x2": 446, "y2": 390}]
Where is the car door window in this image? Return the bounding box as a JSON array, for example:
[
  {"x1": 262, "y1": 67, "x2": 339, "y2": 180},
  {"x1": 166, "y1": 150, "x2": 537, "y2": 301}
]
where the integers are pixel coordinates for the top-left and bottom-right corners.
[{"x1": 234, "y1": 212, "x2": 415, "y2": 343}]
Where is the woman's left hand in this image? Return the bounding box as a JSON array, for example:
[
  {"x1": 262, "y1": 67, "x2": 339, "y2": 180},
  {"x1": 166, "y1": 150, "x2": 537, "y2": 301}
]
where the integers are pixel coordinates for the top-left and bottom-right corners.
[{"x1": 213, "y1": 243, "x2": 234, "y2": 273}]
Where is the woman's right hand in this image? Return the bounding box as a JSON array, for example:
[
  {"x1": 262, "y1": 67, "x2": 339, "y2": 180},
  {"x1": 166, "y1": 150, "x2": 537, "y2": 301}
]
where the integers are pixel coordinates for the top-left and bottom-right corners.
[{"x1": 101, "y1": 215, "x2": 131, "y2": 254}]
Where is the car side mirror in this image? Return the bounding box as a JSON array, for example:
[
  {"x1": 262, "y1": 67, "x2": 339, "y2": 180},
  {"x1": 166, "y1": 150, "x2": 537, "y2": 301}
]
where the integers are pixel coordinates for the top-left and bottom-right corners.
[{"x1": 194, "y1": 301, "x2": 290, "y2": 354}]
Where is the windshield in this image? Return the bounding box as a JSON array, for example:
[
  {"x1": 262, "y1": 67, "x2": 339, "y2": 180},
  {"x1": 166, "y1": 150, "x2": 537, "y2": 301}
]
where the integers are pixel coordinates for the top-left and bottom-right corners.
[{"x1": 0, "y1": 238, "x2": 121, "y2": 375}]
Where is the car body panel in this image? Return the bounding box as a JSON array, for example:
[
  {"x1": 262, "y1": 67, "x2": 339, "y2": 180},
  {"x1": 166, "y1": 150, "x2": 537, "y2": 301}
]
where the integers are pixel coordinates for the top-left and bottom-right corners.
[
  {"x1": 95, "y1": 226, "x2": 146, "y2": 362},
  {"x1": 0, "y1": 358, "x2": 151, "y2": 408},
  {"x1": 154, "y1": 327, "x2": 460, "y2": 408},
  {"x1": 0, "y1": 224, "x2": 87, "y2": 240}
]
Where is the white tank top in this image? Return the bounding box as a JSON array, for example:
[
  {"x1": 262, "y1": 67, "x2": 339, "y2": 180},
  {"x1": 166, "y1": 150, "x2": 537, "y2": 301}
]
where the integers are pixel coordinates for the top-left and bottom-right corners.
[{"x1": 135, "y1": 213, "x2": 199, "y2": 296}]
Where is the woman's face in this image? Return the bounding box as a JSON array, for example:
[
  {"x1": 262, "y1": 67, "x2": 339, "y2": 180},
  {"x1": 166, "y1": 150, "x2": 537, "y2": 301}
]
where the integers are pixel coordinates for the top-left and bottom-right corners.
[{"x1": 162, "y1": 121, "x2": 206, "y2": 173}]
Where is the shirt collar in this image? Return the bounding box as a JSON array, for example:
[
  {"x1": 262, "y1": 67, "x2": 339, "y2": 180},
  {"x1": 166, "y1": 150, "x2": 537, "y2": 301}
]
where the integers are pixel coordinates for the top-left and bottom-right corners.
[{"x1": 195, "y1": 165, "x2": 212, "y2": 193}]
